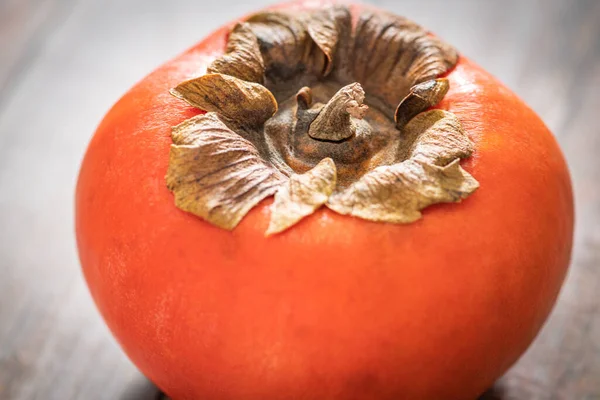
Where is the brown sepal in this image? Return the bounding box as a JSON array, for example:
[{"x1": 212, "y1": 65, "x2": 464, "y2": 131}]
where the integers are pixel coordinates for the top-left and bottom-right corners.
[
  {"x1": 170, "y1": 73, "x2": 277, "y2": 128},
  {"x1": 267, "y1": 158, "x2": 337, "y2": 235},
  {"x1": 166, "y1": 113, "x2": 285, "y2": 230},
  {"x1": 328, "y1": 159, "x2": 478, "y2": 223},
  {"x1": 350, "y1": 11, "x2": 458, "y2": 112},
  {"x1": 395, "y1": 78, "x2": 450, "y2": 130},
  {"x1": 207, "y1": 22, "x2": 266, "y2": 84},
  {"x1": 328, "y1": 109, "x2": 478, "y2": 223},
  {"x1": 400, "y1": 109, "x2": 474, "y2": 165}
]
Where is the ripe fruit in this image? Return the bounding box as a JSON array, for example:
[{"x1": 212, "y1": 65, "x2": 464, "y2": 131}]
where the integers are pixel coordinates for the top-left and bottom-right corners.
[{"x1": 76, "y1": 2, "x2": 573, "y2": 399}]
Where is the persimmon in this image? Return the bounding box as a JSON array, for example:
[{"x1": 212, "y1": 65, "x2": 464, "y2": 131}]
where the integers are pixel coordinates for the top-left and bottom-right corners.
[{"x1": 76, "y1": 1, "x2": 573, "y2": 399}]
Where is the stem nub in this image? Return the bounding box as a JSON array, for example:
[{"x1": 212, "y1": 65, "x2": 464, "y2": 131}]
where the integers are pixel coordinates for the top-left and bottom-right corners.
[{"x1": 308, "y1": 83, "x2": 368, "y2": 142}]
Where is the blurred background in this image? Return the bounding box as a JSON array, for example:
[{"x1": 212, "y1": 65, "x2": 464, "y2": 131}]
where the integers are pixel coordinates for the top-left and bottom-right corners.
[{"x1": 0, "y1": 0, "x2": 599, "y2": 399}]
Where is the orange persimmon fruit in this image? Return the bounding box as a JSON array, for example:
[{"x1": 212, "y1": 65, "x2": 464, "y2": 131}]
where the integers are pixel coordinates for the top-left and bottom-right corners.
[{"x1": 76, "y1": 1, "x2": 573, "y2": 399}]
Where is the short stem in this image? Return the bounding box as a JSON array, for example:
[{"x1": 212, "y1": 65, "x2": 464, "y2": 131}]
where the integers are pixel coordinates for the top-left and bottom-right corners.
[{"x1": 308, "y1": 83, "x2": 368, "y2": 142}]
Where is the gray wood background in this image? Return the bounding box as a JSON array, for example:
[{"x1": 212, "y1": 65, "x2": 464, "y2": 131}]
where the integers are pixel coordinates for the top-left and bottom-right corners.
[{"x1": 0, "y1": 0, "x2": 599, "y2": 399}]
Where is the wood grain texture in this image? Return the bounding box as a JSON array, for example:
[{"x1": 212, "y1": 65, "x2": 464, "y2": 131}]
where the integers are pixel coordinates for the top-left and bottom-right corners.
[
  {"x1": 0, "y1": 0, "x2": 74, "y2": 111},
  {"x1": 0, "y1": 0, "x2": 598, "y2": 399}
]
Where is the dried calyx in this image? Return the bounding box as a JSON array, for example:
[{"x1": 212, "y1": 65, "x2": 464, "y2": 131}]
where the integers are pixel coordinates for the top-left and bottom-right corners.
[{"x1": 166, "y1": 5, "x2": 479, "y2": 235}]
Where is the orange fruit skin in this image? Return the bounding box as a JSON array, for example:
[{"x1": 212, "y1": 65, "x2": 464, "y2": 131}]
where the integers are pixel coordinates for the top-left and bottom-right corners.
[{"x1": 76, "y1": 2, "x2": 574, "y2": 399}]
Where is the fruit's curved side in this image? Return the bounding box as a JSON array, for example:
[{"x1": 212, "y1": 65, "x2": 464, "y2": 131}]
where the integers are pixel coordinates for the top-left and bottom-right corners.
[{"x1": 76, "y1": 2, "x2": 573, "y2": 400}]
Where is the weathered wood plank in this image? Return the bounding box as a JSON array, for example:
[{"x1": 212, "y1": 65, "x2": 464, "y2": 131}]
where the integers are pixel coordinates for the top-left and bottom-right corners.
[{"x1": 0, "y1": 0, "x2": 72, "y2": 110}]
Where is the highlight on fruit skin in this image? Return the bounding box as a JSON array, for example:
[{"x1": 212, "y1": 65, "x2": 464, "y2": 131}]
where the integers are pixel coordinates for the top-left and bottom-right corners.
[{"x1": 166, "y1": 4, "x2": 478, "y2": 234}]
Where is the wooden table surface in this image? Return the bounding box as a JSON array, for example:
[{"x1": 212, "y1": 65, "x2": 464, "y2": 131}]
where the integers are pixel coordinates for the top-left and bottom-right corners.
[{"x1": 1, "y1": 0, "x2": 599, "y2": 399}]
